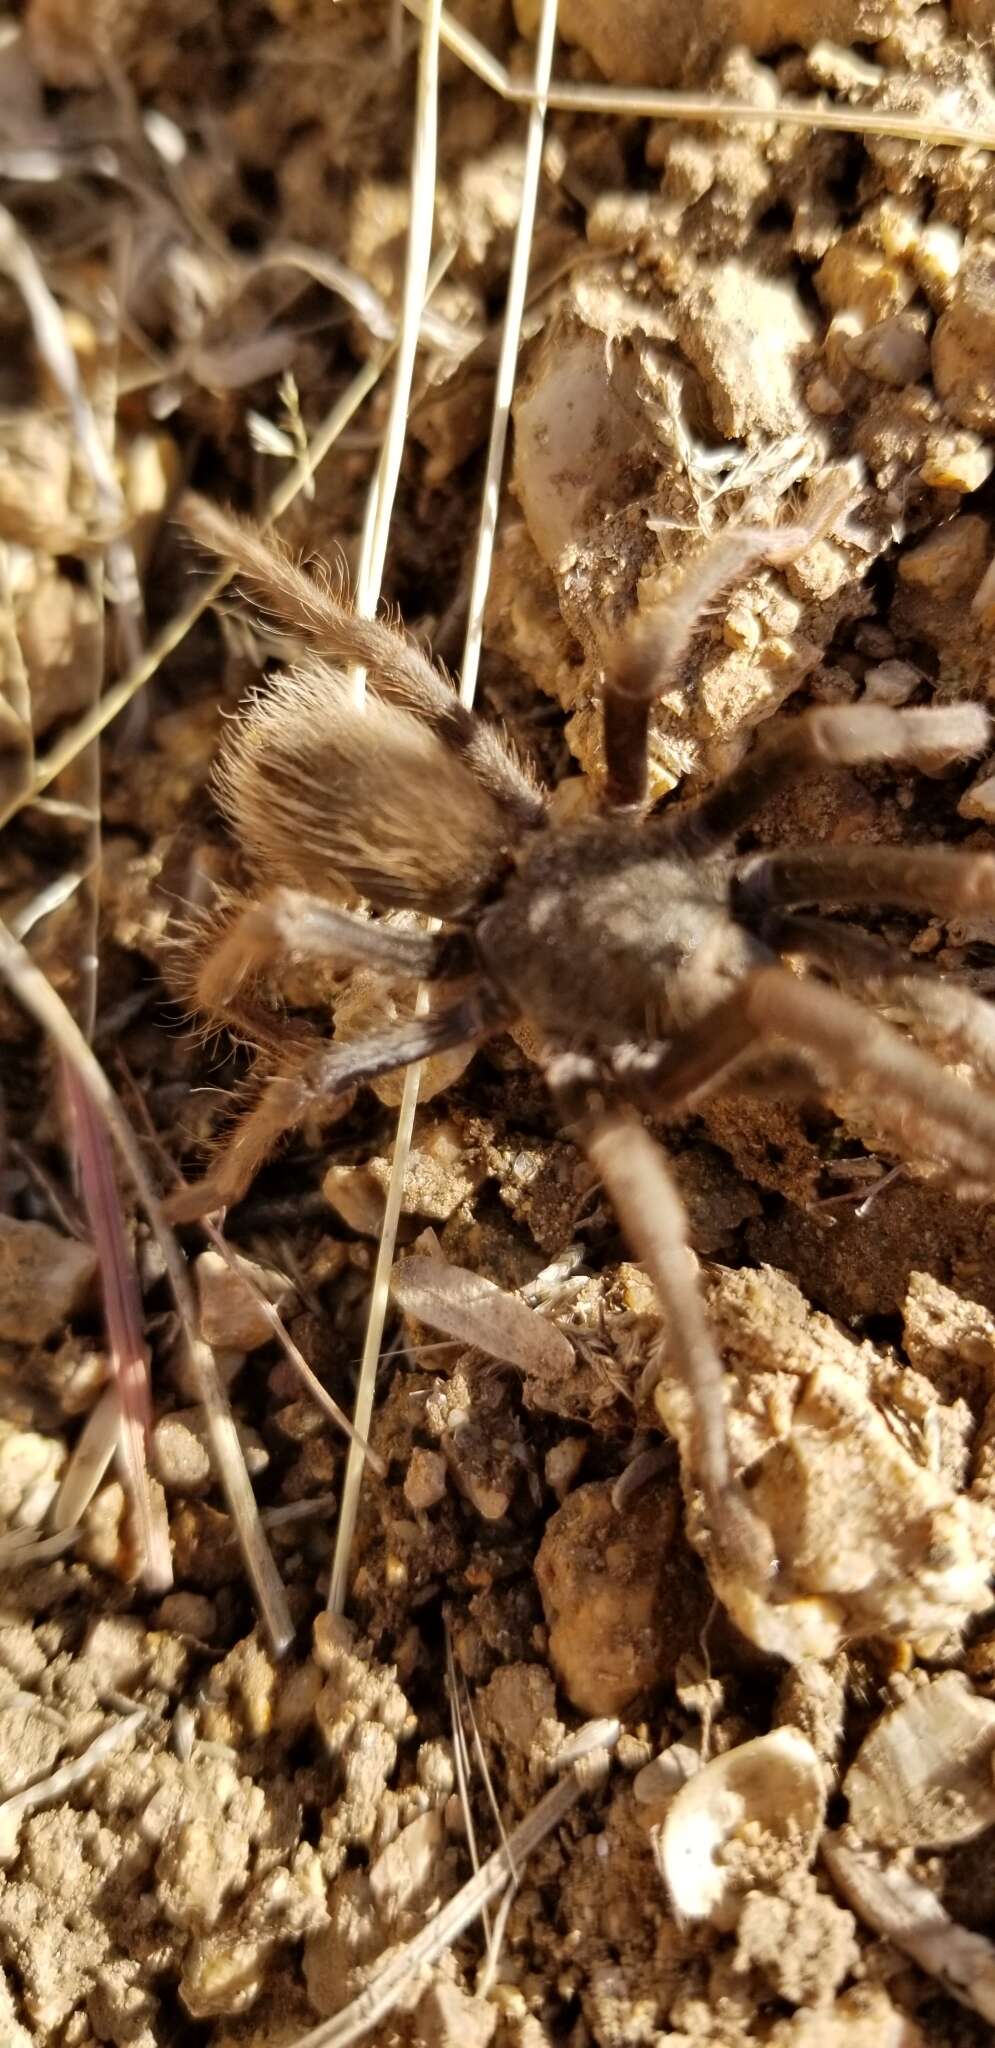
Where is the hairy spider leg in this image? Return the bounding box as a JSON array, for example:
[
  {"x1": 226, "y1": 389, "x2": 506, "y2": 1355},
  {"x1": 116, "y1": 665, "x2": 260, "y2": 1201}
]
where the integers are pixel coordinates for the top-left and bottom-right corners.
[
  {"x1": 167, "y1": 989, "x2": 500, "y2": 1221},
  {"x1": 544, "y1": 1049, "x2": 776, "y2": 1586},
  {"x1": 663, "y1": 703, "x2": 989, "y2": 856},
  {"x1": 773, "y1": 915, "x2": 995, "y2": 1081},
  {"x1": 625, "y1": 965, "x2": 995, "y2": 1187}
]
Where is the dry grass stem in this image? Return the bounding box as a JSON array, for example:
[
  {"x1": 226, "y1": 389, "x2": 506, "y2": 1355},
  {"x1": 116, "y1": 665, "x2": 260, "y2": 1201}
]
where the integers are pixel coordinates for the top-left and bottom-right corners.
[
  {"x1": 402, "y1": 0, "x2": 995, "y2": 146},
  {"x1": 0, "y1": 351, "x2": 390, "y2": 831},
  {"x1": 199, "y1": 1216, "x2": 387, "y2": 1475},
  {"x1": 65, "y1": 1068, "x2": 172, "y2": 1591},
  {"x1": 52, "y1": 1383, "x2": 120, "y2": 1534},
  {"x1": 7, "y1": 240, "x2": 456, "y2": 830},
  {"x1": 0, "y1": 203, "x2": 144, "y2": 657},
  {"x1": 328, "y1": 0, "x2": 444, "y2": 1610},
  {"x1": 354, "y1": 0, "x2": 442, "y2": 646},
  {"x1": 0, "y1": 916, "x2": 293, "y2": 1655}
]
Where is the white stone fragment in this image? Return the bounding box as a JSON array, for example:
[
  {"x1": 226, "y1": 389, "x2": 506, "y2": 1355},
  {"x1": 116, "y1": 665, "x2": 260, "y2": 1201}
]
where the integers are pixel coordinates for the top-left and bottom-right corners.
[{"x1": 658, "y1": 1728, "x2": 824, "y2": 1930}]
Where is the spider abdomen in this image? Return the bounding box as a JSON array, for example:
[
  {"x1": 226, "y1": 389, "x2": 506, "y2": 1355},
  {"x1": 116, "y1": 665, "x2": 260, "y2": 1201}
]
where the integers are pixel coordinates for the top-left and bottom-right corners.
[{"x1": 476, "y1": 820, "x2": 765, "y2": 1044}]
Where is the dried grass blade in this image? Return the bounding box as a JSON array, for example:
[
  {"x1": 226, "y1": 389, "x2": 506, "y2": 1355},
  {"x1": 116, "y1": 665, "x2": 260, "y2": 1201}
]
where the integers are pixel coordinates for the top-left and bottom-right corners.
[
  {"x1": 63, "y1": 1064, "x2": 172, "y2": 1591},
  {"x1": 0, "y1": 1525, "x2": 81, "y2": 1567},
  {"x1": 823, "y1": 1830, "x2": 995, "y2": 2022},
  {"x1": 0, "y1": 917, "x2": 293, "y2": 1654},
  {"x1": 52, "y1": 1383, "x2": 119, "y2": 1532},
  {"x1": 0, "y1": 202, "x2": 144, "y2": 654},
  {"x1": 4, "y1": 246, "x2": 454, "y2": 831},
  {"x1": 199, "y1": 1217, "x2": 386, "y2": 1475}
]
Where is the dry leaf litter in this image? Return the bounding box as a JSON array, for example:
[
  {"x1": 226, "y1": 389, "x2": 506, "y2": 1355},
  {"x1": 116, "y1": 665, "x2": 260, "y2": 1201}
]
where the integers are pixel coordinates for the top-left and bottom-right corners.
[{"x1": 2, "y1": 0, "x2": 995, "y2": 2044}]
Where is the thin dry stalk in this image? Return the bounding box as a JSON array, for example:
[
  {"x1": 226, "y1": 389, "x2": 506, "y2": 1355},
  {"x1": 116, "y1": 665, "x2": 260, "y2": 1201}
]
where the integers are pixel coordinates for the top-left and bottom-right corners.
[
  {"x1": 445, "y1": 1629, "x2": 489, "y2": 1940},
  {"x1": 199, "y1": 1216, "x2": 387, "y2": 1476},
  {"x1": 328, "y1": 0, "x2": 560, "y2": 1617},
  {"x1": 0, "y1": 916, "x2": 293, "y2": 1655},
  {"x1": 52, "y1": 1383, "x2": 119, "y2": 1533},
  {"x1": 328, "y1": 0, "x2": 444, "y2": 1610},
  {"x1": 402, "y1": 0, "x2": 995, "y2": 146},
  {"x1": 9, "y1": 873, "x2": 85, "y2": 941},
  {"x1": 115, "y1": 1052, "x2": 388, "y2": 1477},
  {"x1": 285, "y1": 1755, "x2": 612, "y2": 2047},
  {"x1": 354, "y1": 0, "x2": 442, "y2": 643},
  {"x1": 64, "y1": 1067, "x2": 172, "y2": 1590},
  {"x1": 0, "y1": 203, "x2": 144, "y2": 1047},
  {"x1": 460, "y1": 1669, "x2": 519, "y2": 1996},
  {"x1": 5, "y1": 244, "x2": 456, "y2": 828},
  {"x1": 0, "y1": 1525, "x2": 81, "y2": 1566}
]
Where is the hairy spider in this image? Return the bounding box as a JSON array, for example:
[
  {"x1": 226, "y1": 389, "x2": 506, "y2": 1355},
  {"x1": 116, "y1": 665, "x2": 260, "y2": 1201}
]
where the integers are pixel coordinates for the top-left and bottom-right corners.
[{"x1": 170, "y1": 491, "x2": 995, "y2": 1582}]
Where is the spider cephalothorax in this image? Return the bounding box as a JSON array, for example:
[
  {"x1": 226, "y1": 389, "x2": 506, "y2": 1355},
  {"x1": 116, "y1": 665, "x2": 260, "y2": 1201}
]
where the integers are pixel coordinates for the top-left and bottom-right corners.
[{"x1": 169, "y1": 491, "x2": 995, "y2": 1582}]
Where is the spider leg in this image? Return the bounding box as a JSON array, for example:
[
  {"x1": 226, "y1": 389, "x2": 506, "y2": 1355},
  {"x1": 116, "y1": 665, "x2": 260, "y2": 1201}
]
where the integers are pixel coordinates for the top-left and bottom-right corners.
[
  {"x1": 192, "y1": 884, "x2": 470, "y2": 1029},
  {"x1": 545, "y1": 1051, "x2": 776, "y2": 1585},
  {"x1": 653, "y1": 965, "x2": 995, "y2": 1184},
  {"x1": 167, "y1": 989, "x2": 502, "y2": 1221},
  {"x1": 735, "y1": 842, "x2": 995, "y2": 922},
  {"x1": 775, "y1": 914, "x2": 995, "y2": 1080},
  {"x1": 661, "y1": 703, "x2": 989, "y2": 856},
  {"x1": 599, "y1": 476, "x2": 855, "y2": 813}
]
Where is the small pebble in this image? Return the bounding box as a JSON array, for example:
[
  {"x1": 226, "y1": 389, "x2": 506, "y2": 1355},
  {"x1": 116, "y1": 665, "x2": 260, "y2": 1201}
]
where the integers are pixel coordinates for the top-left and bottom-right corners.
[
  {"x1": 898, "y1": 514, "x2": 990, "y2": 597},
  {"x1": 0, "y1": 1217, "x2": 96, "y2": 1343},
  {"x1": 404, "y1": 1448, "x2": 448, "y2": 1511}
]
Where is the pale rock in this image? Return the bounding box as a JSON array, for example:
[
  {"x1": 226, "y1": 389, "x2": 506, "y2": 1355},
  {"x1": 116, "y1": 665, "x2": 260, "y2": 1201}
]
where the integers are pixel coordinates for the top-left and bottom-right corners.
[
  {"x1": 656, "y1": 1264, "x2": 995, "y2": 1661},
  {"x1": 535, "y1": 1478, "x2": 684, "y2": 1715},
  {"x1": 815, "y1": 236, "x2": 916, "y2": 324},
  {"x1": 152, "y1": 1414, "x2": 212, "y2": 1496},
  {"x1": 154, "y1": 1592, "x2": 217, "y2": 1639},
  {"x1": 844, "y1": 1672, "x2": 995, "y2": 1848},
  {"x1": 0, "y1": 1217, "x2": 96, "y2": 1343},
  {"x1": 193, "y1": 1250, "x2": 293, "y2": 1351},
  {"x1": 513, "y1": 319, "x2": 641, "y2": 567},
  {"x1": 675, "y1": 264, "x2": 814, "y2": 440},
  {"x1": 404, "y1": 1448, "x2": 447, "y2": 1512},
  {"x1": 368, "y1": 1807, "x2": 446, "y2": 1923},
  {"x1": 414, "y1": 1981, "x2": 498, "y2": 2048},
  {"x1": 933, "y1": 238, "x2": 995, "y2": 432},
  {"x1": 846, "y1": 312, "x2": 930, "y2": 387},
  {"x1": 919, "y1": 430, "x2": 994, "y2": 493},
  {"x1": 898, "y1": 514, "x2": 990, "y2": 596},
  {"x1": 862, "y1": 658, "x2": 919, "y2": 705},
  {"x1": 0, "y1": 1422, "x2": 64, "y2": 1531}
]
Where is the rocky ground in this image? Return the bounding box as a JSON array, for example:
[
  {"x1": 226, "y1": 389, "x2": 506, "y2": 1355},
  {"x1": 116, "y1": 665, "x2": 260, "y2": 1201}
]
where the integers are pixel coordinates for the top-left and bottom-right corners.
[{"x1": 2, "y1": 1, "x2": 995, "y2": 2043}]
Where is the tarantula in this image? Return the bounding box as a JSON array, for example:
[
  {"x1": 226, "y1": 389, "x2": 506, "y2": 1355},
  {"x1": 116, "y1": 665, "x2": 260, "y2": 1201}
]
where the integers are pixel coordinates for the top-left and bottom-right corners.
[{"x1": 170, "y1": 492, "x2": 995, "y2": 1581}]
